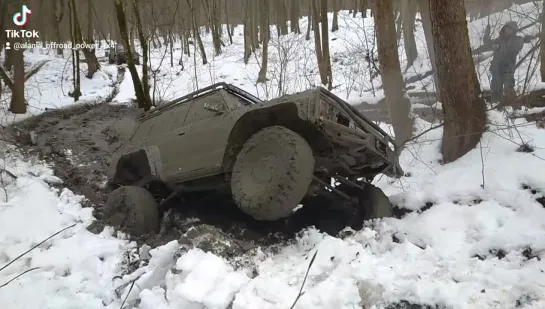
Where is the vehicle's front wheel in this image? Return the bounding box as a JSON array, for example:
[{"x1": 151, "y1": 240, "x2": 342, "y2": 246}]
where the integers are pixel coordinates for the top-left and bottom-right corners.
[
  {"x1": 103, "y1": 186, "x2": 160, "y2": 235},
  {"x1": 231, "y1": 126, "x2": 315, "y2": 221}
]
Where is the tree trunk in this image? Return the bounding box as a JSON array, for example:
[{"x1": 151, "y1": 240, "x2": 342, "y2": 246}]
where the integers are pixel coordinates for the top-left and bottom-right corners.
[
  {"x1": 312, "y1": 0, "x2": 327, "y2": 85},
  {"x1": 541, "y1": 0, "x2": 545, "y2": 82},
  {"x1": 305, "y1": 7, "x2": 312, "y2": 40},
  {"x1": 68, "y1": 0, "x2": 81, "y2": 101},
  {"x1": 243, "y1": 0, "x2": 252, "y2": 64},
  {"x1": 114, "y1": 0, "x2": 150, "y2": 110},
  {"x1": 225, "y1": 0, "x2": 233, "y2": 44},
  {"x1": 257, "y1": 0, "x2": 270, "y2": 83},
  {"x1": 132, "y1": 0, "x2": 152, "y2": 106},
  {"x1": 332, "y1": 0, "x2": 339, "y2": 32},
  {"x1": 290, "y1": 0, "x2": 301, "y2": 33},
  {"x1": 53, "y1": 0, "x2": 65, "y2": 56},
  {"x1": 72, "y1": 0, "x2": 99, "y2": 78},
  {"x1": 320, "y1": 0, "x2": 333, "y2": 89},
  {"x1": 401, "y1": 0, "x2": 418, "y2": 69},
  {"x1": 373, "y1": 0, "x2": 413, "y2": 147},
  {"x1": 187, "y1": 0, "x2": 208, "y2": 65},
  {"x1": 9, "y1": 48, "x2": 26, "y2": 114},
  {"x1": 418, "y1": 0, "x2": 440, "y2": 96},
  {"x1": 429, "y1": 0, "x2": 486, "y2": 163}
]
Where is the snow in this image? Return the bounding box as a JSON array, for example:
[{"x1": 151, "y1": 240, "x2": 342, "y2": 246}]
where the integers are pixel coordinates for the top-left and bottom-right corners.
[{"x1": 2, "y1": 3, "x2": 545, "y2": 309}]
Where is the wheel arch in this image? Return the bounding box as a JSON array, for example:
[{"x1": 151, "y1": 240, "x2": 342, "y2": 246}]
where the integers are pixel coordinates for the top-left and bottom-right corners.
[
  {"x1": 108, "y1": 146, "x2": 165, "y2": 186},
  {"x1": 222, "y1": 102, "x2": 331, "y2": 173}
]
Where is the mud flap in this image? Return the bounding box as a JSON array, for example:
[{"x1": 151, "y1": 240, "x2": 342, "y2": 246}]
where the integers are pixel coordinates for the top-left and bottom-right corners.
[{"x1": 110, "y1": 146, "x2": 164, "y2": 186}]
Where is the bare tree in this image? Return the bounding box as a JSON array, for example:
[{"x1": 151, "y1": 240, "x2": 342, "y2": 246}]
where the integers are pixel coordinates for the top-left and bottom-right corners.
[
  {"x1": 257, "y1": 0, "x2": 270, "y2": 83},
  {"x1": 9, "y1": 47, "x2": 26, "y2": 114},
  {"x1": 430, "y1": 0, "x2": 486, "y2": 163},
  {"x1": 68, "y1": 0, "x2": 81, "y2": 101},
  {"x1": 401, "y1": 0, "x2": 418, "y2": 69},
  {"x1": 114, "y1": 0, "x2": 152, "y2": 110},
  {"x1": 541, "y1": 0, "x2": 545, "y2": 81},
  {"x1": 373, "y1": 0, "x2": 413, "y2": 147},
  {"x1": 417, "y1": 0, "x2": 440, "y2": 96}
]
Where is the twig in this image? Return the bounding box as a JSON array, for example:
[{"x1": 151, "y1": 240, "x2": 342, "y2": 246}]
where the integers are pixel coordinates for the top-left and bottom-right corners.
[
  {"x1": 0, "y1": 168, "x2": 17, "y2": 179},
  {"x1": 479, "y1": 141, "x2": 485, "y2": 189},
  {"x1": 119, "y1": 277, "x2": 138, "y2": 309},
  {"x1": 0, "y1": 224, "x2": 76, "y2": 273},
  {"x1": 289, "y1": 250, "x2": 318, "y2": 309},
  {"x1": 0, "y1": 267, "x2": 40, "y2": 288},
  {"x1": 401, "y1": 123, "x2": 444, "y2": 147}
]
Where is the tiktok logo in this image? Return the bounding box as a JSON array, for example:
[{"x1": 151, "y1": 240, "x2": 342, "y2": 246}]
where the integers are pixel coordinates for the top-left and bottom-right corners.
[{"x1": 12, "y1": 4, "x2": 32, "y2": 27}]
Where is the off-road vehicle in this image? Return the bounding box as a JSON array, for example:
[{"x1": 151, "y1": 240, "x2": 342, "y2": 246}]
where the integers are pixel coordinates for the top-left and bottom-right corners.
[
  {"x1": 106, "y1": 43, "x2": 140, "y2": 65},
  {"x1": 105, "y1": 83, "x2": 403, "y2": 236}
]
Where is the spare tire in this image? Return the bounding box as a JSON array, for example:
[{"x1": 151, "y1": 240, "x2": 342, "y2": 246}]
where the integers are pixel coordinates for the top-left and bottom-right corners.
[
  {"x1": 231, "y1": 126, "x2": 315, "y2": 221},
  {"x1": 103, "y1": 186, "x2": 160, "y2": 235}
]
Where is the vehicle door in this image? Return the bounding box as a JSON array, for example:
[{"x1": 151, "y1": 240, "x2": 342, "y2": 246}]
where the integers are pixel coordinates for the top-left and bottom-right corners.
[{"x1": 172, "y1": 91, "x2": 235, "y2": 180}]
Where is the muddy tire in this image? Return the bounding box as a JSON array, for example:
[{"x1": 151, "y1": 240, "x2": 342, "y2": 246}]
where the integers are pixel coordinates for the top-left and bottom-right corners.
[
  {"x1": 335, "y1": 183, "x2": 392, "y2": 230},
  {"x1": 103, "y1": 186, "x2": 160, "y2": 236},
  {"x1": 358, "y1": 184, "x2": 393, "y2": 220},
  {"x1": 231, "y1": 126, "x2": 314, "y2": 221}
]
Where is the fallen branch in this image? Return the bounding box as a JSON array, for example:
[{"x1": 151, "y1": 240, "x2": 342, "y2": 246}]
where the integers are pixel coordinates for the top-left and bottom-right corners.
[
  {"x1": 289, "y1": 250, "x2": 318, "y2": 309},
  {"x1": 0, "y1": 168, "x2": 17, "y2": 179},
  {"x1": 0, "y1": 267, "x2": 40, "y2": 288},
  {"x1": 0, "y1": 223, "x2": 76, "y2": 273},
  {"x1": 24, "y1": 60, "x2": 51, "y2": 82}
]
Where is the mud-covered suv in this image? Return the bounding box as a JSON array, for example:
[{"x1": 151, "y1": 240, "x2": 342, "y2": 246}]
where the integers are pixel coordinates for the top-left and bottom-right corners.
[{"x1": 105, "y1": 83, "x2": 403, "y2": 235}]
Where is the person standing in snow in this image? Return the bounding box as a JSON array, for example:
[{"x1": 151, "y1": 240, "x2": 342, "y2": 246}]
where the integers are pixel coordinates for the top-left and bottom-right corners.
[{"x1": 483, "y1": 21, "x2": 532, "y2": 103}]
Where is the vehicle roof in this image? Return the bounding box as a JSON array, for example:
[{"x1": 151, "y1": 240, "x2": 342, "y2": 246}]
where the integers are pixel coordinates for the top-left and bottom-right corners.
[{"x1": 147, "y1": 83, "x2": 262, "y2": 114}]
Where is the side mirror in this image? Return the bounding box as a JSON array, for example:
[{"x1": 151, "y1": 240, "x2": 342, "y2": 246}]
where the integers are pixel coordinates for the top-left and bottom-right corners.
[{"x1": 203, "y1": 102, "x2": 226, "y2": 114}]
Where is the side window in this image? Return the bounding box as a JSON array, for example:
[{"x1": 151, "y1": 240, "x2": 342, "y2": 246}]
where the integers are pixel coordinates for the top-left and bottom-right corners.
[{"x1": 186, "y1": 93, "x2": 227, "y2": 122}]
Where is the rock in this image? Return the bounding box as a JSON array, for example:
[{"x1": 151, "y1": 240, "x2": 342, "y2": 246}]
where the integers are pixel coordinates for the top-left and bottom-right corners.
[{"x1": 87, "y1": 220, "x2": 105, "y2": 234}]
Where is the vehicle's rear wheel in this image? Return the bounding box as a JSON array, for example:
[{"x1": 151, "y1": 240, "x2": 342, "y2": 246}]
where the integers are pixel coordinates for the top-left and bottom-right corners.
[
  {"x1": 103, "y1": 186, "x2": 160, "y2": 236},
  {"x1": 231, "y1": 126, "x2": 315, "y2": 221}
]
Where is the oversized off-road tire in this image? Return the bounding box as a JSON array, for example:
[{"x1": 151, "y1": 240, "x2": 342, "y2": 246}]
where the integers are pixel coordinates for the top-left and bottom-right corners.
[
  {"x1": 103, "y1": 186, "x2": 160, "y2": 236},
  {"x1": 231, "y1": 126, "x2": 315, "y2": 221}
]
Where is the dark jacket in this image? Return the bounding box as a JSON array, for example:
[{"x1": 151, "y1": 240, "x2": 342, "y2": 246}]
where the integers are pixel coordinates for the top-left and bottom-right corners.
[{"x1": 484, "y1": 21, "x2": 524, "y2": 73}]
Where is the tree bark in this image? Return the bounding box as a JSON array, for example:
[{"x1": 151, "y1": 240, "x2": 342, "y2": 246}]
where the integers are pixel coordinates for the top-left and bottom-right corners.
[
  {"x1": 132, "y1": 0, "x2": 151, "y2": 105},
  {"x1": 373, "y1": 0, "x2": 413, "y2": 147},
  {"x1": 114, "y1": 0, "x2": 151, "y2": 110},
  {"x1": 72, "y1": 0, "x2": 100, "y2": 78},
  {"x1": 430, "y1": 0, "x2": 486, "y2": 163},
  {"x1": 541, "y1": 0, "x2": 545, "y2": 82},
  {"x1": 418, "y1": 0, "x2": 440, "y2": 96},
  {"x1": 68, "y1": 0, "x2": 81, "y2": 101},
  {"x1": 290, "y1": 0, "x2": 301, "y2": 34},
  {"x1": 320, "y1": 0, "x2": 333, "y2": 89},
  {"x1": 401, "y1": 0, "x2": 418, "y2": 69},
  {"x1": 257, "y1": 0, "x2": 270, "y2": 83},
  {"x1": 332, "y1": 0, "x2": 339, "y2": 31},
  {"x1": 312, "y1": 0, "x2": 327, "y2": 85},
  {"x1": 9, "y1": 48, "x2": 26, "y2": 114}
]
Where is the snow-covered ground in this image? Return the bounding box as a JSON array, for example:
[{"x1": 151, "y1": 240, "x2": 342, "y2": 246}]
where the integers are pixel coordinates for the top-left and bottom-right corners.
[{"x1": 2, "y1": 3, "x2": 545, "y2": 309}]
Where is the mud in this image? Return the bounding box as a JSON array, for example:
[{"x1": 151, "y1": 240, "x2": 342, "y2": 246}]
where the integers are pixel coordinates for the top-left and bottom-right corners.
[{"x1": 5, "y1": 103, "x2": 141, "y2": 210}]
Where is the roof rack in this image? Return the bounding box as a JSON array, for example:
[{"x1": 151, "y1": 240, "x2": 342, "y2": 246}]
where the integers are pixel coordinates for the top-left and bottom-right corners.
[{"x1": 149, "y1": 82, "x2": 262, "y2": 114}]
